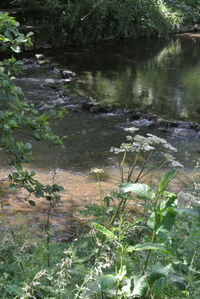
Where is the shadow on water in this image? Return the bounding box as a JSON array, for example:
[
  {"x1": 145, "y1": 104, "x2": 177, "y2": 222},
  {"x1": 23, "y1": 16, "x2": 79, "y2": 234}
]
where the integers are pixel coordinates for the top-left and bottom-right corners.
[{"x1": 54, "y1": 36, "x2": 200, "y2": 121}]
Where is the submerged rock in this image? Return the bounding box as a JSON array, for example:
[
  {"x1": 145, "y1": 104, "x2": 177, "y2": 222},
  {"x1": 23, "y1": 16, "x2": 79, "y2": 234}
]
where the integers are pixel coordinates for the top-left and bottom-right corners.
[
  {"x1": 80, "y1": 98, "x2": 99, "y2": 110},
  {"x1": 172, "y1": 128, "x2": 197, "y2": 138},
  {"x1": 61, "y1": 69, "x2": 76, "y2": 79},
  {"x1": 131, "y1": 118, "x2": 155, "y2": 127},
  {"x1": 90, "y1": 105, "x2": 101, "y2": 113}
]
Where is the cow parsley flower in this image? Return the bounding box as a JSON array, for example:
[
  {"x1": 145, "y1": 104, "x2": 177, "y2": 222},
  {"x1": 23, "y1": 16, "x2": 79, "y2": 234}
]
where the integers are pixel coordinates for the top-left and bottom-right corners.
[
  {"x1": 163, "y1": 153, "x2": 176, "y2": 162},
  {"x1": 90, "y1": 168, "x2": 104, "y2": 174},
  {"x1": 147, "y1": 133, "x2": 177, "y2": 152},
  {"x1": 110, "y1": 142, "x2": 132, "y2": 154},
  {"x1": 171, "y1": 160, "x2": 184, "y2": 168}
]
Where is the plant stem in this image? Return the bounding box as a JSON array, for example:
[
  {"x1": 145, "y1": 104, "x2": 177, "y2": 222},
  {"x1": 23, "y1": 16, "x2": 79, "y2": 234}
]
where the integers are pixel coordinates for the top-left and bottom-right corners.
[
  {"x1": 97, "y1": 174, "x2": 104, "y2": 206},
  {"x1": 46, "y1": 205, "x2": 51, "y2": 268},
  {"x1": 134, "y1": 151, "x2": 154, "y2": 183},
  {"x1": 109, "y1": 196, "x2": 126, "y2": 227},
  {"x1": 120, "y1": 150, "x2": 127, "y2": 183},
  {"x1": 127, "y1": 151, "x2": 140, "y2": 182}
]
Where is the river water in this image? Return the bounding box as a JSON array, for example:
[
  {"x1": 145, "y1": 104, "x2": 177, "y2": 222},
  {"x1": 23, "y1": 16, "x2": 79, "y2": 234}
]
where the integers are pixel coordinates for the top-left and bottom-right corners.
[
  {"x1": 1, "y1": 35, "x2": 200, "y2": 236},
  {"x1": 18, "y1": 35, "x2": 200, "y2": 171}
]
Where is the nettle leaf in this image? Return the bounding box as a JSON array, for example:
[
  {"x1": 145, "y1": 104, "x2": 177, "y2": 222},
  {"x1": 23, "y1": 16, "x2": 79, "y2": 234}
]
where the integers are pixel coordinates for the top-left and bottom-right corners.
[
  {"x1": 153, "y1": 277, "x2": 166, "y2": 297},
  {"x1": 131, "y1": 275, "x2": 148, "y2": 297},
  {"x1": 121, "y1": 278, "x2": 132, "y2": 295},
  {"x1": 93, "y1": 223, "x2": 118, "y2": 240},
  {"x1": 169, "y1": 273, "x2": 186, "y2": 290},
  {"x1": 160, "y1": 192, "x2": 177, "y2": 209},
  {"x1": 158, "y1": 170, "x2": 176, "y2": 196},
  {"x1": 148, "y1": 263, "x2": 172, "y2": 284},
  {"x1": 147, "y1": 212, "x2": 155, "y2": 229},
  {"x1": 159, "y1": 207, "x2": 177, "y2": 230},
  {"x1": 120, "y1": 183, "x2": 154, "y2": 200},
  {"x1": 127, "y1": 243, "x2": 172, "y2": 255},
  {"x1": 99, "y1": 275, "x2": 117, "y2": 291}
]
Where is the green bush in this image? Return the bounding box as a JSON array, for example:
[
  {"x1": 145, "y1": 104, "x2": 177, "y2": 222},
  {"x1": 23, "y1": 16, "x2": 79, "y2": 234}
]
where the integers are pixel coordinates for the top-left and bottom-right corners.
[{"x1": 10, "y1": 0, "x2": 188, "y2": 46}]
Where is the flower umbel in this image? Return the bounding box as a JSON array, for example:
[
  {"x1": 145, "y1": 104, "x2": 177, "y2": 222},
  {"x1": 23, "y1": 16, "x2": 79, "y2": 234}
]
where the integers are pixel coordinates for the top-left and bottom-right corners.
[{"x1": 90, "y1": 168, "x2": 104, "y2": 175}]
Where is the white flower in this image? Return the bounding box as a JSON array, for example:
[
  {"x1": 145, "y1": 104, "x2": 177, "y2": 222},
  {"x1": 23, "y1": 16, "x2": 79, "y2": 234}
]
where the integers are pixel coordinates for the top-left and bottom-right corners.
[
  {"x1": 147, "y1": 133, "x2": 177, "y2": 152},
  {"x1": 171, "y1": 160, "x2": 184, "y2": 168},
  {"x1": 147, "y1": 133, "x2": 167, "y2": 144},
  {"x1": 163, "y1": 143, "x2": 177, "y2": 152},
  {"x1": 90, "y1": 168, "x2": 104, "y2": 175},
  {"x1": 110, "y1": 142, "x2": 132, "y2": 154},
  {"x1": 126, "y1": 135, "x2": 134, "y2": 142}
]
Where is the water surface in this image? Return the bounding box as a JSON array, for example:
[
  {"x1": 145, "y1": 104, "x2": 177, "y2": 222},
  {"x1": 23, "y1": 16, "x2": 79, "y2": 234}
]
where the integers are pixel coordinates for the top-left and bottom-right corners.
[
  {"x1": 54, "y1": 36, "x2": 200, "y2": 121},
  {"x1": 17, "y1": 36, "x2": 200, "y2": 171}
]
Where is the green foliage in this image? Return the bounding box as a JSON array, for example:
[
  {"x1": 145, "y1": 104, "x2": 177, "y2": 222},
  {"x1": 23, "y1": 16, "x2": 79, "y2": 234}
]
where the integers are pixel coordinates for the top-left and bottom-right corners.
[
  {"x1": 1, "y1": 177, "x2": 198, "y2": 298},
  {"x1": 0, "y1": 167, "x2": 199, "y2": 298},
  {"x1": 11, "y1": 0, "x2": 199, "y2": 46},
  {"x1": 0, "y1": 12, "x2": 65, "y2": 207},
  {"x1": 165, "y1": 0, "x2": 200, "y2": 23}
]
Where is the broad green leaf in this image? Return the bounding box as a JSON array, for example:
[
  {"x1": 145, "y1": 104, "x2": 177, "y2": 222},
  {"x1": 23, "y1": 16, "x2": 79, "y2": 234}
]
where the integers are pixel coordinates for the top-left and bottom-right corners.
[
  {"x1": 147, "y1": 212, "x2": 155, "y2": 229},
  {"x1": 158, "y1": 170, "x2": 176, "y2": 196},
  {"x1": 131, "y1": 275, "x2": 147, "y2": 297},
  {"x1": 120, "y1": 183, "x2": 154, "y2": 200},
  {"x1": 93, "y1": 223, "x2": 117, "y2": 240},
  {"x1": 159, "y1": 207, "x2": 177, "y2": 230},
  {"x1": 160, "y1": 192, "x2": 177, "y2": 210},
  {"x1": 169, "y1": 273, "x2": 186, "y2": 290},
  {"x1": 99, "y1": 275, "x2": 117, "y2": 291},
  {"x1": 127, "y1": 243, "x2": 172, "y2": 255},
  {"x1": 148, "y1": 263, "x2": 172, "y2": 284},
  {"x1": 153, "y1": 277, "x2": 166, "y2": 297}
]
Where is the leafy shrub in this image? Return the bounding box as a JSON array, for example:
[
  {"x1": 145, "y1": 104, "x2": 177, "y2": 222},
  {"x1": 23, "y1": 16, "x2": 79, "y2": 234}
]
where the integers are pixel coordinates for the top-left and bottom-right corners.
[{"x1": 11, "y1": 0, "x2": 196, "y2": 46}]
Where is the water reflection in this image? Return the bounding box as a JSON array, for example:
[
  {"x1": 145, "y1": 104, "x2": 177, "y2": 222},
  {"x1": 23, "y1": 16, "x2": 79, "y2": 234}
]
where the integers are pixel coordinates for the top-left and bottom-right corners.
[
  {"x1": 11, "y1": 36, "x2": 200, "y2": 172},
  {"x1": 59, "y1": 37, "x2": 200, "y2": 121}
]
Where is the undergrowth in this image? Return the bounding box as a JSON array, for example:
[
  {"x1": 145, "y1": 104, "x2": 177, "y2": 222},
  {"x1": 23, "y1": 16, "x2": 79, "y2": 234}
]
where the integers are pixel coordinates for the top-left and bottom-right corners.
[
  {"x1": 0, "y1": 132, "x2": 200, "y2": 298},
  {"x1": 10, "y1": 0, "x2": 200, "y2": 46}
]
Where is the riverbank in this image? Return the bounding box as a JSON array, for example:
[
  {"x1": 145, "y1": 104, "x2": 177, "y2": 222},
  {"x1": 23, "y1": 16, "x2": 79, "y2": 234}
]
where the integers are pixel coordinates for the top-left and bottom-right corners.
[{"x1": 2, "y1": 0, "x2": 200, "y2": 49}]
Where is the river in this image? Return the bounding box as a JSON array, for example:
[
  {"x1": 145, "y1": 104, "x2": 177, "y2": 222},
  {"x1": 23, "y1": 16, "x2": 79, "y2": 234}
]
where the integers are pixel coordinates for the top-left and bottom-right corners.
[{"x1": 1, "y1": 35, "x2": 200, "y2": 238}]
